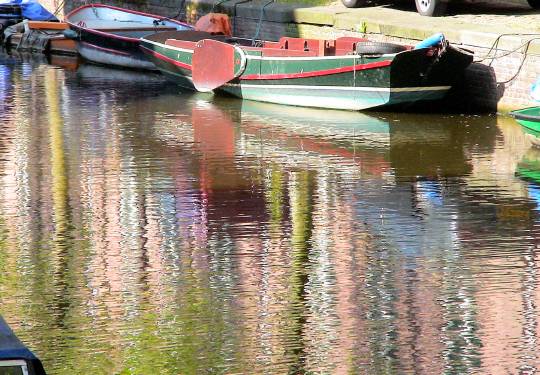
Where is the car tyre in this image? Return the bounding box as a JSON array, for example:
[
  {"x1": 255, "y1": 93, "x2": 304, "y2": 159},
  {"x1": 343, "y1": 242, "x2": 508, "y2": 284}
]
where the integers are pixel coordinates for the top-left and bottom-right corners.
[
  {"x1": 355, "y1": 41, "x2": 408, "y2": 54},
  {"x1": 341, "y1": 0, "x2": 368, "y2": 8},
  {"x1": 527, "y1": 0, "x2": 540, "y2": 8},
  {"x1": 415, "y1": 0, "x2": 447, "y2": 16}
]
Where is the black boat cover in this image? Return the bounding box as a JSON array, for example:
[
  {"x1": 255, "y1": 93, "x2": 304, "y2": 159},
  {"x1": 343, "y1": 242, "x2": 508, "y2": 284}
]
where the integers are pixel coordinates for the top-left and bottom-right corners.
[{"x1": 0, "y1": 316, "x2": 46, "y2": 374}]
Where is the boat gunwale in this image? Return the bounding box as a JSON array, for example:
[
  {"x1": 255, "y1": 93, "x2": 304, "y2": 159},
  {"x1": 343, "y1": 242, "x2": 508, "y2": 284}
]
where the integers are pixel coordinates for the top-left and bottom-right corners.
[
  {"x1": 140, "y1": 44, "x2": 193, "y2": 69},
  {"x1": 510, "y1": 107, "x2": 540, "y2": 123},
  {"x1": 66, "y1": 3, "x2": 191, "y2": 43}
]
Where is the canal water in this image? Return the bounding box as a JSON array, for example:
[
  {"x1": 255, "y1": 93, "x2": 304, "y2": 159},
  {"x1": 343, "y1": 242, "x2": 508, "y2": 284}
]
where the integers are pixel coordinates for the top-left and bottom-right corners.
[{"x1": 1, "y1": 51, "x2": 539, "y2": 375}]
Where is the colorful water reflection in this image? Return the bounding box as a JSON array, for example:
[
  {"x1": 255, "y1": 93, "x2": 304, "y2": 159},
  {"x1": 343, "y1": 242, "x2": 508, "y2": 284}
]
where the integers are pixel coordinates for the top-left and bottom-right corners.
[{"x1": 0, "y1": 52, "x2": 540, "y2": 374}]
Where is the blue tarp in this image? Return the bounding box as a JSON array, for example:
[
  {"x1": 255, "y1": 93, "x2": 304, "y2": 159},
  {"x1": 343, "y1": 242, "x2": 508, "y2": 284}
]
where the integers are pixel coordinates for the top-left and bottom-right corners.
[{"x1": 0, "y1": 0, "x2": 57, "y2": 21}]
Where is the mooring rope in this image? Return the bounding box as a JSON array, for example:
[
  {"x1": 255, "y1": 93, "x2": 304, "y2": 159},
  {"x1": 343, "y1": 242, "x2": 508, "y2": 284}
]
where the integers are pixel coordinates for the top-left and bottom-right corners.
[
  {"x1": 472, "y1": 33, "x2": 540, "y2": 84},
  {"x1": 210, "y1": 0, "x2": 230, "y2": 13},
  {"x1": 155, "y1": 0, "x2": 188, "y2": 22},
  {"x1": 474, "y1": 33, "x2": 540, "y2": 63},
  {"x1": 498, "y1": 38, "x2": 540, "y2": 84},
  {"x1": 252, "y1": 0, "x2": 273, "y2": 46}
]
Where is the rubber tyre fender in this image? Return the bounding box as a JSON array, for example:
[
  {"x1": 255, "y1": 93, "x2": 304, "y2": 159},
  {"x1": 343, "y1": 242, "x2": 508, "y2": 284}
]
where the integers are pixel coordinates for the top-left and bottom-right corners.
[
  {"x1": 341, "y1": 0, "x2": 368, "y2": 8},
  {"x1": 527, "y1": 0, "x2": 540, "y2": 9},
  {"x1": 355, "y1": 41, "x2": 408, "y2": 55},
  {"x1": 415, "y1": 0, "x2": 447, "y2": 16}
]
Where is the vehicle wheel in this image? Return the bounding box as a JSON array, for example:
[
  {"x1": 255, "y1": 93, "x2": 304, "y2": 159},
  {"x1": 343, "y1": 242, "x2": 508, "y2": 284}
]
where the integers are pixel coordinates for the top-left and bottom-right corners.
[
  {"x1": 341, "y1": 0, "x2": 368, "y2": 8},
  {"x1": 527, "y1": 0, "x2": 540, "y2": 8},
  {"x1": 355, "y1": 41, "x2": 408, "y2": 55},
  {"x1": 415, "y1": 0, "x2": 447, "y2": 16}
]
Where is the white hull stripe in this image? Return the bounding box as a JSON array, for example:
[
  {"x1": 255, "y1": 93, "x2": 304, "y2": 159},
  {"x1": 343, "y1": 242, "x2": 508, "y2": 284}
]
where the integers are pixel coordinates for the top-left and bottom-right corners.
[
  {"x1": 226, "y1": 83, "x2": 451, "y2": 92},
  {"x1": 142, "y1": 39, "x2": 194, "y2": 54}
]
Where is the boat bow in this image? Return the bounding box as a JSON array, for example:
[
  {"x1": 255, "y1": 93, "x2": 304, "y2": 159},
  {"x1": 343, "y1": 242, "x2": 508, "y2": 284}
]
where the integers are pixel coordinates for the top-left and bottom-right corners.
[{"x1": 192, "y1": 39, "x2": 247, "y2": 92}]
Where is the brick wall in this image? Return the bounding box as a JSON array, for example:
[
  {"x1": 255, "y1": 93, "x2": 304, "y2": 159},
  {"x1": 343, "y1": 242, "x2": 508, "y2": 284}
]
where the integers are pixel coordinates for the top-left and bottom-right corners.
[{"x1": 63, "y1": 0, "x2": 539, "y2": 112}]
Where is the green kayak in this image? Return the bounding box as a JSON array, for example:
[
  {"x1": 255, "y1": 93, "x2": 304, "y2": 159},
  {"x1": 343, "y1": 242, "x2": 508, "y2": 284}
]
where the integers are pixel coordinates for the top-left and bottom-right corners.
[{"x1": 510, "y1": 106, "x2": 540, "y2": 133}]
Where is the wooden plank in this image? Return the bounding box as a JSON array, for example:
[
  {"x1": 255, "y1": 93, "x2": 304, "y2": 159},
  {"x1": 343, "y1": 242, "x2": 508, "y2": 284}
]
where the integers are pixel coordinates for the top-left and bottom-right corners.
[
  {"x1": 28, "y1": 21, "x2": 69, "y2": 30},
  {"x1": 49, "y1": 38, "x2": 78, "y2": 54}
]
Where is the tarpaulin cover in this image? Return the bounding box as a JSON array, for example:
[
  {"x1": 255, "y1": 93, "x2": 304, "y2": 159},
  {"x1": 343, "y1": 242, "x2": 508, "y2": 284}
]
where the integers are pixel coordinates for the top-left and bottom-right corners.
[{"x1": 0, "y1": 0, "x2": 57, "y2": 21}]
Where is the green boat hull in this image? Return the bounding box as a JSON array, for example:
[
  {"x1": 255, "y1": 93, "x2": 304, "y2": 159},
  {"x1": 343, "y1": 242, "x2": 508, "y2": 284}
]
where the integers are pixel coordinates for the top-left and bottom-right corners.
[
  {"x1": 219, "y1": 82, "x2": 449, "y2": 110},
  {"x1": 141, "y1": 31, "x2": 473, "y2": 111},
  {"x1": 510, "y1": 106, "x2": 540, "y2": 133}
]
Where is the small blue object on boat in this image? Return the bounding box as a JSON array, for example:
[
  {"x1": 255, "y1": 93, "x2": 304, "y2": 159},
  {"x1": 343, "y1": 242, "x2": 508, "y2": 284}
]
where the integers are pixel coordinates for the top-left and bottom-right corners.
[
  {"x1": 0, "y1": 316, "x2": 46, "y2": 374},
  {"x1": 531, "y1": 77, "x2": 540, "y2": 102},
  {"x1": 62, "y1": 28, "x2": 78, "y2": 39},
  {"x1": 414, "y1": 33, "x2": 445, "y2": 49}
]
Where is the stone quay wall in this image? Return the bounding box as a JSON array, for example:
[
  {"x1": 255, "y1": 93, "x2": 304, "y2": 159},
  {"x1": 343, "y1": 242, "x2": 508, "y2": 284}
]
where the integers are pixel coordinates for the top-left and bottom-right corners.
[{"x1": 65, "y1": 0, "x2": 540, "y2": 112}]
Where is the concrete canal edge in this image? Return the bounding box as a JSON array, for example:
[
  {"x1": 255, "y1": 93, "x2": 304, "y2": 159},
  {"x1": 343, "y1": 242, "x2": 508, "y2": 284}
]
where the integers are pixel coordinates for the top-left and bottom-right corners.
[{"x1": 63, "y1": 0, "x2": 540, "y2": 113}]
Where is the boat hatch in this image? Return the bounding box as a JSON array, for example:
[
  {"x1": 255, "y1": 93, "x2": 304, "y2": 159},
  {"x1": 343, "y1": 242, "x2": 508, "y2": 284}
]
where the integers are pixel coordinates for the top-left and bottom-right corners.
[{"x1": 0, "y1": 359, "x2": 29, "y2": 375}]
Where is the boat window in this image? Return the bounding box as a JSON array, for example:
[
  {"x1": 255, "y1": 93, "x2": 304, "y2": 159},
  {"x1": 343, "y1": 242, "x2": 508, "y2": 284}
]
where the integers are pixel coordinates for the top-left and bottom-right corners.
[{"x1": 0, "y1": 360, "x2": 29, "y2": 375}]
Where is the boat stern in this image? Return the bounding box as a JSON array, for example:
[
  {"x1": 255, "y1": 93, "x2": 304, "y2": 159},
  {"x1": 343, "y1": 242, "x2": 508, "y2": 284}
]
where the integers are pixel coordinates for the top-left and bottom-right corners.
[{"x1": 386, "y1": 43, "x2": 474, "y2": 107}]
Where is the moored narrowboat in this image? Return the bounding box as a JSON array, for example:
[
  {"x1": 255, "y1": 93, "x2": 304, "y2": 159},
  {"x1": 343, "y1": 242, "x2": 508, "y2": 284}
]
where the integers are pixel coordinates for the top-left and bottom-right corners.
[{"x1": 141, "y1": 27, "x2": 473, "y2": 111}]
